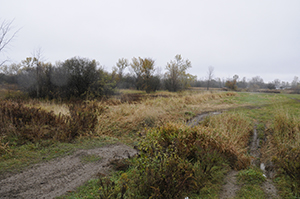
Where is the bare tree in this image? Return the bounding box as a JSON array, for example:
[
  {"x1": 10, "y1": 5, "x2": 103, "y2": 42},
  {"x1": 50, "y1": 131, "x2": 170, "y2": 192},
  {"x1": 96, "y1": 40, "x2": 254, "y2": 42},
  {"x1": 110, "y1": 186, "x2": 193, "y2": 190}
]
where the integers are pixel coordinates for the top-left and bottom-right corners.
[
  {"x1": 0, "y1": 19, "x2": 19, "y2": 66},
  {"x1": 207, "y1": 66, "x2": 214, "y2": 90}
]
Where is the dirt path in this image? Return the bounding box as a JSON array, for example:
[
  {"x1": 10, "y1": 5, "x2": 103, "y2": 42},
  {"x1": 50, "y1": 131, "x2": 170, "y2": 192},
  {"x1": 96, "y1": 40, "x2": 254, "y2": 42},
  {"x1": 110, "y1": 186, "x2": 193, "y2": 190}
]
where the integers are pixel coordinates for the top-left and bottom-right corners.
[
  {"x1": 219, "y1": 170, "x2": 240, "y2": 199},
  {"x1": 0, "y1": 144, "x2": 138, "y2": 199}
]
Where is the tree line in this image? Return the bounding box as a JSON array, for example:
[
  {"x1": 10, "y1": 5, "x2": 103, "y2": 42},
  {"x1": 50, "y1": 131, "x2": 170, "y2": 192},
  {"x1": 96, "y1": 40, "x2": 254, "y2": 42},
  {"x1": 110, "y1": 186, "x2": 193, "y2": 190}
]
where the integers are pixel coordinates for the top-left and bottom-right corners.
[
  {"x1": 1, "y1": 55, "x2": 300, "y2": 100},
  {"x1": 0, "y1": 54, "x2": 197, "y2": 99}
]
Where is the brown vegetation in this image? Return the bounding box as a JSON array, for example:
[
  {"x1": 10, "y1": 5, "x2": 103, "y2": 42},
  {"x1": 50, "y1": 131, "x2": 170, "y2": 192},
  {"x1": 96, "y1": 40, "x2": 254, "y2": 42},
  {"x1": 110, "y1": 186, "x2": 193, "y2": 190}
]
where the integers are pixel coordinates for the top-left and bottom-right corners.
[{"x1": 0, "y1": 100, "x2": 103, "y2": 153}]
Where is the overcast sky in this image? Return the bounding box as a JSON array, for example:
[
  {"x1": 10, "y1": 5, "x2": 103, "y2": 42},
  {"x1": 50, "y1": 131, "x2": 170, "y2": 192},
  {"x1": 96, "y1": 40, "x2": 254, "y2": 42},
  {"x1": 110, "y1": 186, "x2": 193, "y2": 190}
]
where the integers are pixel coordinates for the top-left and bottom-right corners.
[{"x1": 1, "y1": 0, "x2": 300, "y2": 82}]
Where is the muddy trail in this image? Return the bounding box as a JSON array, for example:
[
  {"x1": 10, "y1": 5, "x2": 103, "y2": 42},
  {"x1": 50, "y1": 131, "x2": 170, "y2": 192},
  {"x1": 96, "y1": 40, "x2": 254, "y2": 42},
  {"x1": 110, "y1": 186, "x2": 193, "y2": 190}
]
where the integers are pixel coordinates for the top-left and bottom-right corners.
[
  {"x1": 0, "y1": 144, "x2": 138, "y2": 199},
  {"x1": 189, "y1": 111, "x2": 280, "y2": 198}
]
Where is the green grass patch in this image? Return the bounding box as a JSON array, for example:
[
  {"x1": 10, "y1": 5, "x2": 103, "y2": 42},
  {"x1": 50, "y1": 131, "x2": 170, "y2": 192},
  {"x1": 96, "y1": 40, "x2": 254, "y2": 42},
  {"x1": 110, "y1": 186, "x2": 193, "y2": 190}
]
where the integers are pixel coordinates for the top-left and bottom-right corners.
[
  {"x1": 57, "y1": 178, "x2": 100, "y2": 199},
  {"x1": 237, "y1": 168, "x2": 266, "y2": 185},
  {"x1": 274, "y1": 172, "x2": 300, "y2": 199},
  {"x1": 236, "y1": 168, "x2": 266, "y2": 199},
  {"x1": 236, "y1": 184, "x2": 266, "y2": 199}
]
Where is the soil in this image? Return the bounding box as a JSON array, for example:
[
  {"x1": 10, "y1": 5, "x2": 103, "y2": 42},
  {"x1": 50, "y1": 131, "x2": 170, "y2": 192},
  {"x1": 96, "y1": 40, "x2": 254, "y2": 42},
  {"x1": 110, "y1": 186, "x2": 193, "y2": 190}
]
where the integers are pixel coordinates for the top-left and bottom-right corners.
[
  {"x1": 0, "y1": 143, "x2": 138, "y2": 199},
  {"x1": 219, "y1": 170, "x2": 240, "y2": 199}
]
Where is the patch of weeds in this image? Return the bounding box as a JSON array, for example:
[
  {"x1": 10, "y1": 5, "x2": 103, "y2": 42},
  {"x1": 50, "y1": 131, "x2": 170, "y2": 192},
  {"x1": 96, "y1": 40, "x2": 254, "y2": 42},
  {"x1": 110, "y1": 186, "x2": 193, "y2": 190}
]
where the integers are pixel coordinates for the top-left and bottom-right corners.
[
  {"x1": 109, "y1": 158, "x2": 131, "y2": 172},
  {"x1": 58, "y1": 172, "x2": 127, "y2": 199},
  {"x1": 236, "y1": 184, "x2": 266, "y2": 199},
  {"x1": 236, "y1": 168, "x2": 266, "y2": 199},
  {"x1": 237, "y1": 168, "x2": 266, "y2": 185},
  {"x1": 256, "y1": 123, "x2": 265, "y2": 140},
  {"x1": 57, "y1": 178, "x2": 100, "y2": 199},
  {"x1": 185, "y1": 111, "x2": 196, "y2": 117},
  {"x1": 143, "y1": 115, "x2": 156, "y2": 127},
  {"x1": 274, "y1": 170, "x2": 300, "y2": 199},
  {"x1": 189, "y1": 176, "x2": 226, "y2": 198},
  {"x1": 80, "y1": 154, "x2": 102, "y2": 164}
]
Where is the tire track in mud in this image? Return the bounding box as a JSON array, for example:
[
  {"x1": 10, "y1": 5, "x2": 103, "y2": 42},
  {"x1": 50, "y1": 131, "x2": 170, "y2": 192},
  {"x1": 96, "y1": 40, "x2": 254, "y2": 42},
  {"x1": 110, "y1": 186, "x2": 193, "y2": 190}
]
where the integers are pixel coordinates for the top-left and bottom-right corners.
[
  {"x1": 187, "y1": 110, "x2": 280, "y2": 198},
  {"x1": 251, "y1": 124, "x2": 280, "y2": 199},
  {"x1": 0, "y1": 144, "x2": 138, "y2": 199}
]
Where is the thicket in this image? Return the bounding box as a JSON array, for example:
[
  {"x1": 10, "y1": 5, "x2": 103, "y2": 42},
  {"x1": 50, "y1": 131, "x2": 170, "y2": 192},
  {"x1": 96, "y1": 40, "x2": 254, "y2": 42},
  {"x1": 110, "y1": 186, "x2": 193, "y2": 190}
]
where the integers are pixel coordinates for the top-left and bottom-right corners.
[
  {"x1": 0, "y1": 100, "x2": 103, "y2": 155},
  {"x1": 15, "y1": 57, "x2": 116, "y2": 100}
]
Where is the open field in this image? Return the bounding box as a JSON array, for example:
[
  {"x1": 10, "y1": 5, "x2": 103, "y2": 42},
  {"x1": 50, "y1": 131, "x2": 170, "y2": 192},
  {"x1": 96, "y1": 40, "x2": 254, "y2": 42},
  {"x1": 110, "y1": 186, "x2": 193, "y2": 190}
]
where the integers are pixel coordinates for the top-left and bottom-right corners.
[{"x1": 0, "y1": 89, "x2": 300, "y2": 198}]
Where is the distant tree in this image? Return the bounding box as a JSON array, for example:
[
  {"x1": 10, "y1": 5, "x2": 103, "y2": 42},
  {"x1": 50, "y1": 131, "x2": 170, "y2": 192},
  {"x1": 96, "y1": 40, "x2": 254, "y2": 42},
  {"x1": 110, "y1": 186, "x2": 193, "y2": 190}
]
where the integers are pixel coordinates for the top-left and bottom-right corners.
[
  {"x1": 292, "y1": 76, "x2": 299, "y2": 88},
  {"x1": 267, "y1": 83, "x2": 276, "y2": 89},
  {"x1": 130, "y1": 57, "x2": 156, "y2": 93},
  {"x1": 217, "y1": 77, "x2": 223, "y2": 88},
  {"x1": 249, "y1": 76, "x2": 265, "y2": 91},
  {"x1": 0, "y1": 19, "x2": 19, "y2": 66},
  {"x1": 236, "y1": 77, "x2": 248, "y2": 89},
  {"x1": 17, "y1": 56, "x2": 54, "y2": 98},
  {"x1": 164, "y1": 54, "x2": 194, "y2": 92},
  {"x1": 273, "y1": 79, "x2": 281, "y2": 89},
  {"x1": 225, "y1": 75, "x2": 239, "y2": 91},
  {"x1": 206, "y1": 66, "x2": 214, "y2": 90},
  {"x1": 292, "y1": 76, "x2": 300, "y2": 93},
  {"x1": 113, "y1": 58, "x2": 129, "y2": 88},
  {"x1": 62, "y1": 57, "x2": 102, "y2": 98},
  {"x1": 18, "y1": 56, "x2": 116, "y2": 99},
  {"x1": 17, "y1": 48, "x2": 46, "y2": 98},
  {"x1": 0, "y1": 63, "x2": 21, "y2": 76}
]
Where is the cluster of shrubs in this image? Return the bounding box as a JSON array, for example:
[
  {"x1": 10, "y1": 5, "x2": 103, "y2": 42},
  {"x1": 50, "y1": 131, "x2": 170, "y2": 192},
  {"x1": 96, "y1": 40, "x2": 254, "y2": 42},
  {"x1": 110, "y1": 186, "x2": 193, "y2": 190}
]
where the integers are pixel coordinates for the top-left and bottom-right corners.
[
  {"x1": 0, "y1": 100, "x2": 103, "y2": 154},
  {"x1": 96, "y1": 123, "x2": 251, "y2": 198}
]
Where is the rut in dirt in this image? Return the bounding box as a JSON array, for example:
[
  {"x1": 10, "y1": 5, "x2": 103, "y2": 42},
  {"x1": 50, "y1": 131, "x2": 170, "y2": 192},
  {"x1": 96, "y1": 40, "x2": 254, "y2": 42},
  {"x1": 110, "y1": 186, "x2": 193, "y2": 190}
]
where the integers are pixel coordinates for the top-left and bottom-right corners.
[
  {"x1": 0, "y1": 144, "x2": 138, "y2": 199},
  {"x1": 188, "y1": 110, "x2": 280, "y2": 198},
  {"x1": 251, "y1": 124, "x2": 280, "y2": 199}
]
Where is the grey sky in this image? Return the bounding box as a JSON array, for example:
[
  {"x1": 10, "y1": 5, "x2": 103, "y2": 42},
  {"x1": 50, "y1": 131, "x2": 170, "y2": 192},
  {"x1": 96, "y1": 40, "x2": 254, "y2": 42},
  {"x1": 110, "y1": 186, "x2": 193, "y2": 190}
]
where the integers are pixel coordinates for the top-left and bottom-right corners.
[{"x1": 1, "y1": 0, "x2": 300, "y2": 83}]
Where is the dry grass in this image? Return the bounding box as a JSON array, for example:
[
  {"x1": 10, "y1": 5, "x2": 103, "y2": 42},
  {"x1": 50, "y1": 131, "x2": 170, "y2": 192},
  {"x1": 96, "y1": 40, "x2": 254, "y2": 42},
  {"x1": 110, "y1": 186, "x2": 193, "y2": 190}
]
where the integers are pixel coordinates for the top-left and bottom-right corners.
[
  {"x1": 33, "y1": 101, "x2": 70, "y2": 116},
  {"x1": 96, "y1": 91, "x2": 238, "y2": 137},
  {"x1": 261, "y1": 106, "x2": 300, "y2": 196},
  {"x1": 198, "y1": 112, "x2": 253, "y2": 169},
  {"x1": 19, "y1": 91, "x2": 240, "y2": 141},
  {"x1": 263, "y1": 108, "x2": 300, "y2": 162}
]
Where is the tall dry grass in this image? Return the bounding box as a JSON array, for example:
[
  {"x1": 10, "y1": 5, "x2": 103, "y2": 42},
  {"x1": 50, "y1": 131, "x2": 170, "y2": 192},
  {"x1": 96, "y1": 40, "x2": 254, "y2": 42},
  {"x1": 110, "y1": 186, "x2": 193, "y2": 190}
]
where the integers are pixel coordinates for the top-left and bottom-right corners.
[
  {"x1": 198, "y1": 112, "x2": 253, "y2": 169},
  {"x1": 263, "y1": 108, "x2": 300, "y2": 194},
  {"x1": 96, "y1": 91, "x2": 237, "y2": 136},
  {"x1": 28, "y1": 101, "x2": 70, "y2": 116}
]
